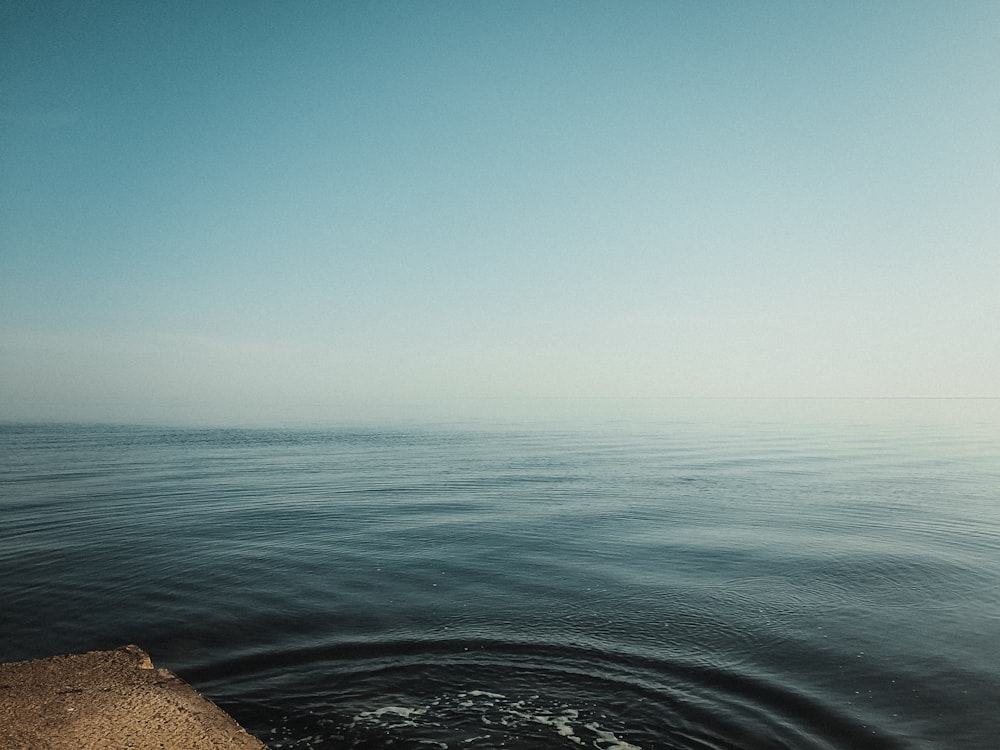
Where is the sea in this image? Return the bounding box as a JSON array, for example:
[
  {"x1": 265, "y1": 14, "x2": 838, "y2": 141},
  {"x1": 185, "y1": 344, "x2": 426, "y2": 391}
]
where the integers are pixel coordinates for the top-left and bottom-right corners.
[{"x1": 2, "y1": 398, "x2": 998, "y2": 749}]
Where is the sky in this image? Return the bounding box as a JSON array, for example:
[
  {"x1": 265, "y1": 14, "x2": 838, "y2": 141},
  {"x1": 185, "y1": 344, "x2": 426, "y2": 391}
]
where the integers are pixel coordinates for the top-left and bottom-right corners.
[{"x1": 2, "y1": 1, "x2": 999, "y2": 425}]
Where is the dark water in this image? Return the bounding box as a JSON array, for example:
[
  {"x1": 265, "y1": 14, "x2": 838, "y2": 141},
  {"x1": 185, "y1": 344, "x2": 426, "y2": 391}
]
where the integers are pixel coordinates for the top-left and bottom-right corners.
[{"x1": 2, "y1": 400, "x2": 999, "y2": 749}]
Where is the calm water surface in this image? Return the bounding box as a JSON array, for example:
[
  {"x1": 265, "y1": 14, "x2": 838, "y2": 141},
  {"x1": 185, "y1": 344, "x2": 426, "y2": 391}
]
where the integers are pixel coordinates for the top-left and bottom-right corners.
[{"x1": 2, "y1": 400, "x2": 999, "y2": 749}]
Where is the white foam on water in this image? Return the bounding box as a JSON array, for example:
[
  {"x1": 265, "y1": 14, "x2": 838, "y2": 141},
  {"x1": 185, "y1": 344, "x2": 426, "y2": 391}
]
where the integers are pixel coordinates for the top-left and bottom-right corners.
[
  {"x1": 528, "y1": 708, "x2": 582, "y2": 744},
  {"x1": 349, "y1": 690, "x2": 641, "y2": 749},
  {"x1": 585, "y1": 722, "x2": 643, "y2": 750}
]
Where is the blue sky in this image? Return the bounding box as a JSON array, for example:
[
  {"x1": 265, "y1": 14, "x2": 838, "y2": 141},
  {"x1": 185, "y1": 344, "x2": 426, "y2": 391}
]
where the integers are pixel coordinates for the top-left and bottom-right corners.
[{"x1": 2, "y1": 2, "x2": 998, "y2": 424}]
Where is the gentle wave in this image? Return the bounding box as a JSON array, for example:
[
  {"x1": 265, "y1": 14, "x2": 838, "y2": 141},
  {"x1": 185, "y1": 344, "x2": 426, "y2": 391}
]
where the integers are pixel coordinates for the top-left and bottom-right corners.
[
  {"x1": 2, "y1": 407, "x2": 999, "y2": 749},
  {"x1": 192, "y1": 638, "x2": 910, "y2": 750}
]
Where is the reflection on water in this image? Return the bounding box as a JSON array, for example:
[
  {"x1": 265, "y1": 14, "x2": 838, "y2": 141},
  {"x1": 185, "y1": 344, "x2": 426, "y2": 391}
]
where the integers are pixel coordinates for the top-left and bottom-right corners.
[{"x1": 2, "y1": 399, "x2": 999, "y2": 749}]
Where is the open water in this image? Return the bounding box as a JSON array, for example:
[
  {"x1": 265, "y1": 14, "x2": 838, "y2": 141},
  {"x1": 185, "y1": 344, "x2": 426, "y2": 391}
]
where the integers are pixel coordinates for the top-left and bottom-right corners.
[{"x1": 2, "y1": 399, "x2": 999, "y2": 749}]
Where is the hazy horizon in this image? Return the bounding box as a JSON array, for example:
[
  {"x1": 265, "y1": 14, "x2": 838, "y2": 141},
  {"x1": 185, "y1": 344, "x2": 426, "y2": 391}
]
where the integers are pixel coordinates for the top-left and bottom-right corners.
[{"x1": 3, "y1": 2, "x2": 999, "y2": 425}]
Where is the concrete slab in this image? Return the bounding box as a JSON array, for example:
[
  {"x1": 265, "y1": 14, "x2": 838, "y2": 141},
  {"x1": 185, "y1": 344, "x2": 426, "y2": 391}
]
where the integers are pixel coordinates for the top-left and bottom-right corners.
[{"x1": 0, "y1": 645, "x2": 268, "y2": 750}]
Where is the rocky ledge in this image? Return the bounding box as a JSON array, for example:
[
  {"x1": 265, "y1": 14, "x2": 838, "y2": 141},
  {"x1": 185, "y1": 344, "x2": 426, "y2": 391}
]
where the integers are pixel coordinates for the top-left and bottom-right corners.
[{"x1": 0, "y1": 645, "x2": 267, "y2": 749}]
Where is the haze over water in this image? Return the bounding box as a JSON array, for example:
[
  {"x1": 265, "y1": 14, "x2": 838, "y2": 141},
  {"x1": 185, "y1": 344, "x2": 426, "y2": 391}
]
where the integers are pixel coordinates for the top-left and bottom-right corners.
[{"x1": 3, "y1": 3, "x2": 999, "y2": 420}]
